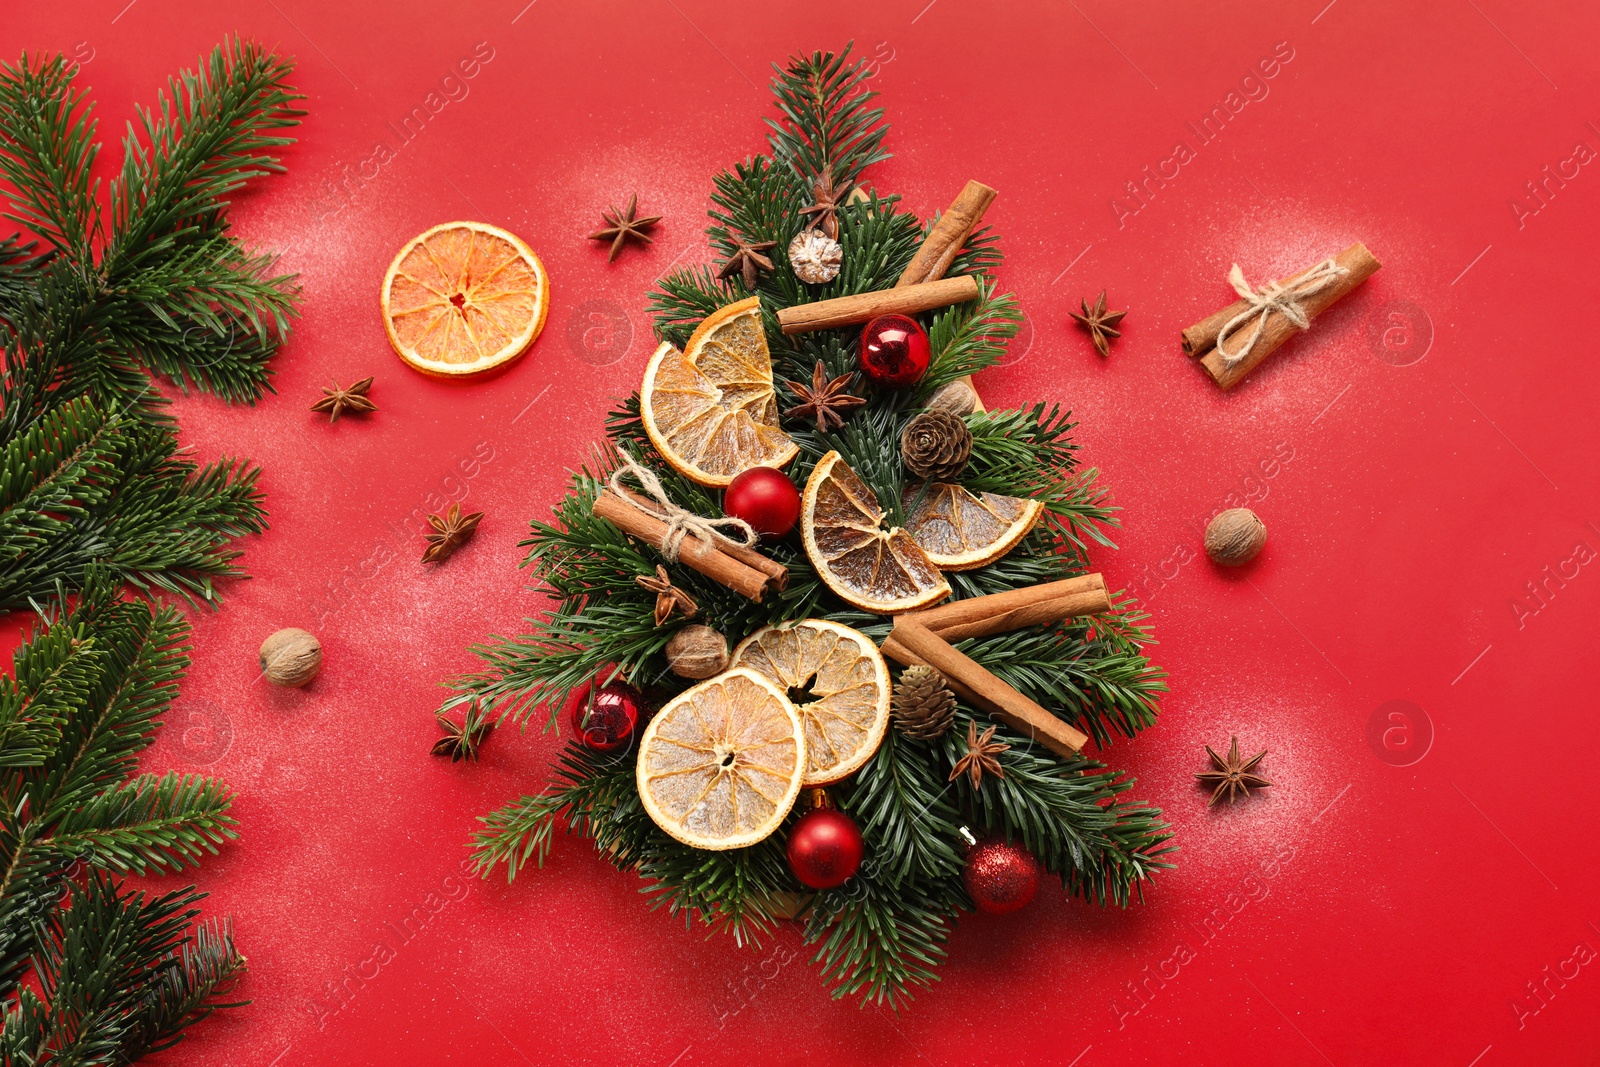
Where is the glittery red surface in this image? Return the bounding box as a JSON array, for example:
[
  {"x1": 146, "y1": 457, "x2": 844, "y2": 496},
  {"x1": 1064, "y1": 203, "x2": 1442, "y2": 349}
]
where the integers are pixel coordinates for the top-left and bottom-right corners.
[{"x1": 4, "y1": 3, "x2": 1599, "y2": 1065}]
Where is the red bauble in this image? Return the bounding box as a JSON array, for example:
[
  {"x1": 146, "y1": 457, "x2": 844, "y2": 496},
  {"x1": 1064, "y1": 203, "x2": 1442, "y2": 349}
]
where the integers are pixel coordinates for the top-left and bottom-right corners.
[
  {"x1": 724, "y1": 466, "x2": 801, "y2": 539},
  {"x1": 786, "y1": 807, "x2": 865, "y2": 889},
  {"x1": 567, "y1": 680, "x2": 645, "y2": 752},
  {"x1": 963, "y1": 837, "x2": 1041, "y2": 914},
  {"x1": 858, "y1": 314, "x2": 931, "y2": 388}
]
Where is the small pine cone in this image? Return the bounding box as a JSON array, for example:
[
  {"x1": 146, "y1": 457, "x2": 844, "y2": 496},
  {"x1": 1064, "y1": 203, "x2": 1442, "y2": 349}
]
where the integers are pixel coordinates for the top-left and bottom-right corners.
[
  {"x1": 891, "y1": 665, "x2": 956, "y2": 740},
  {"x1": 900, "y1": 410, "x2": 974, "y2": 482}
]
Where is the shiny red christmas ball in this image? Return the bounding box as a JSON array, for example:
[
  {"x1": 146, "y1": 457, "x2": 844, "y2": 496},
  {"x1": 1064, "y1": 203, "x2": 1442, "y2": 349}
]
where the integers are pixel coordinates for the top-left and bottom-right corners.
[
  {"x1": 567, "y1": 679, "x2": 645, "y2": 752},
  {"x1": 858, "y1": 314, "x2": 931, "y2": 388},
  {"x1": 786, "y1": 807, "x2": 865, "y2": 889},
  {"x1": 724, "y1": 466, "x2": 800, "y2": 539},
  {"x1": 963, "y1": 837, "x2": 1041, "y2": 914}
]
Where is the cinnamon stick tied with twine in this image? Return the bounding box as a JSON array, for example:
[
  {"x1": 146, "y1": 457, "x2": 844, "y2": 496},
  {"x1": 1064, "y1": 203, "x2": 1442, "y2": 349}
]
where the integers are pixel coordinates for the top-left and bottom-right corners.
[
  {"x1": 910, "y1": 573, "x2": 1110, "y2": 642},
  {"x1": 882, "y1": 618, "x2": 1089, "y2": 757},
  {"x1": 776, "y1": 275, "x2": 980, "y2": 335},
  {"x1": 1182, "y1": 242, "x2": 1381, "y2": 391},
  {"x1": 590, "y1": 452, "x2": 786, "y2": 602},
  {"x1": 898, "y1": 180, "x2": 997, "y2": 411}
]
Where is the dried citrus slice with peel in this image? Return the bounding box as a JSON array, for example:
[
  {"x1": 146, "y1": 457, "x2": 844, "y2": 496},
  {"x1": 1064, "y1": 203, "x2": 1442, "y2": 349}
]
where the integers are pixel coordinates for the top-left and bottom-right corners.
[
  {"x1": 382, "y1": 221, "x2": 548, "y2": 376},
  {"x1": 636, "y1": 668, "x2": 806, "y2": 850},
  {"x1": 640, "y1": 297, "x2": 797, "y2": 486},
  {"x1": 730, "y1": 620, "x2": 892, "y2": 785},
  {"x1": 801, "y1": 451, "x2": 951, "y2": 614},
  {"x1": 904, "y1": 483, "x2": 1044, "y2": 571}
]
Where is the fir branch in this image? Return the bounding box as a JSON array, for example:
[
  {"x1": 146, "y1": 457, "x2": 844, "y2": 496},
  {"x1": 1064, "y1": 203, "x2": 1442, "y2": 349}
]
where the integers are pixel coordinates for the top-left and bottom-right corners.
[
  {"x1": 117, "y1": 917, "x2": 248, "y2": 1061},
  {"x1": 801, "y1": 875, "x2": 961, "y2": 1007},
  {"x1": 0, "y1": 54, "x2": 100, "y2": 260},
  {"x1": 765, "y1": 44, "x2": 889, "y2": 189},
  {"x1": 943, "y1": 711, "x2": 1176, "y2": 906},
  {"x1": 917, "y1": 280, "x2": 1022, "y2": 396}
]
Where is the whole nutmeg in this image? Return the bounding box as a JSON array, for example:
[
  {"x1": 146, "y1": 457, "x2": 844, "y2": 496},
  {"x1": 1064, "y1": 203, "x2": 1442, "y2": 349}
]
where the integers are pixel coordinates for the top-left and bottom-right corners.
[
  {"x1": 922, "y1": 378, "x2": 979, "y2": 417},
  {"x1": 1204, "y1": 508, "x2": 1268, "y2": 566},
  {"x1": 787, "y1": 229, "x2": 843, "y2": 284},
  {"x1": 665, "y1": 625, "x2": 730, "y2": 680},
  {"x1": 900, "y1": 410, "x2": 973, "y2": 482},
  {"x1": 259, "y1": 627, "x2": 322, "y2": 687}
]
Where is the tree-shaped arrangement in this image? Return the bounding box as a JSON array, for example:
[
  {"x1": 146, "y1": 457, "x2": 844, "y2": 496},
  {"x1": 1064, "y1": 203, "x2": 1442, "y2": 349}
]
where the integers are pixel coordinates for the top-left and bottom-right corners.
[{"x1": 437, "y1": 45, "x2": 1173, "y2": 1006}]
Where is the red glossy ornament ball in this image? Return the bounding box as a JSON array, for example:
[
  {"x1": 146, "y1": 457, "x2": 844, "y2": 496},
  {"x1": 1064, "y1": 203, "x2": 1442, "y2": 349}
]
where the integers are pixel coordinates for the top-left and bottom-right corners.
[
  {"x1": 858, "y1": 314, "x2": 931, "y2": 388},
  {"x1": 786, "y1": 807, "x2": 865, "y2": 889},
  {"x1": 963, "y1": 837, "x2": 1041, "y2": 914},
  {"x1": 724, "y1": 466, "x2": 801, "y2": 539},
  {"x1": 567, "y1": 680, "x2": 645, "y2": 752}
]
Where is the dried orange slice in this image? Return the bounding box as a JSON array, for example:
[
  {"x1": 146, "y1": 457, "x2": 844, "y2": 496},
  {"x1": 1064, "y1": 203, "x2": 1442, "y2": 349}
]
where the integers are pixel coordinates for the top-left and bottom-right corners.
[
  {"x1": 382, "y1": 221, "x2": 548, "y2": 376},
  {"x1": 801, "y1": 451, "x2": 951, "y2": 614},
  {"x1": 730, "y1": 620, "x2": 891, "y2": 785},
  {"x1": 635, "y1": 668, "x2": 806, "y2": 850},
  {"x1": 640, "y1": 297, "x2": 797, "y2": 486},
  {"x1": 903, "y1": 483, "x2": 1044, "y2": 571}
]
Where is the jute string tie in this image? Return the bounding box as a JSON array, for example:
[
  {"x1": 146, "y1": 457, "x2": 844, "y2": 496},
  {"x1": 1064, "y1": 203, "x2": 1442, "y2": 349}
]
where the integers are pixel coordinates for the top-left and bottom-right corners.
[
  {"x1": 608, "y1": 450, "x2": 758, "y2": 560},
  {"x1": 1214, "y1": 258, "x2": 1349, "y2": 366}
]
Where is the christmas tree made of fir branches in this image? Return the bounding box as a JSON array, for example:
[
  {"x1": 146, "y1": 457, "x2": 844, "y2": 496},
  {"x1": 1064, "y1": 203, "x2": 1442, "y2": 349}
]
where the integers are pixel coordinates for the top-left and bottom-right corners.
[{"x1": 438, "y1": 44, "x2": 1174, "y2": 1006}]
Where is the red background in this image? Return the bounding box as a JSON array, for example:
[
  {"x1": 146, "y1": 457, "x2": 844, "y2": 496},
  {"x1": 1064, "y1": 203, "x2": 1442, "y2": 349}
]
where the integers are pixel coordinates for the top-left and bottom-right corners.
[{"x1": 5, "y1": 2, "x2": 1599, "y2": 1064}]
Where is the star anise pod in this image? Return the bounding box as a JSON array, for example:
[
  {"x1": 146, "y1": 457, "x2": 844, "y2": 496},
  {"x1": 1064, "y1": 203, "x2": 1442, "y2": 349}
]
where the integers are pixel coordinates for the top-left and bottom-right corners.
[
  {"x1": 310, "y1": 377, "x2": 377, "y2": 422},
  {"x1": 1195, "y1": 736, "x2": 1271, "y2": 806},
  {"x1": 717, "y1": 236, "x2": 778, "y2": 290},
  {"x1": 636, "y1": 565, "x2": 699, "y2": 626},
  {"x1": 431, "y1": 707, "x2": 495, "y2": 762},
  {"x1": 949, "y1": 721, "x2": 1010, "y2": 789},
  {"x1": 798, "y1": 166, "x2": 853, "y2": 240},
  {"x1": 1069, "y1": 290, "x2": 1127, "y2": 357},
  {"x1": 784, "y1": 360, "x2": 866, "y2": 432},
  {"x1": 421, "y1": 502, "x2": 483, "y2": 564},
  {"x1": 587, "y1": 193, "x2": 661, "y2": 262}
]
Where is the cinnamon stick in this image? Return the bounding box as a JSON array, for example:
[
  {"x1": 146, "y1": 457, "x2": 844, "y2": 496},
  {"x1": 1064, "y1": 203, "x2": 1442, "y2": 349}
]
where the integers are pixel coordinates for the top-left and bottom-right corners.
[
  {"x1": 885, "y1": 617, "x2": 1089, "y2": 757},
  {"x1": 897, "y1": 180, "x2": 998, "y2": 287},
  {"x1": 776, "y1": 276, "x2": 980, "y2": 335},
  {"x1": 1182, "y1": 242, "x2": 1382, "y2": 391},
  {"x1": 910, "y1": 574, "x2": 1110, "y2": 643},
  {"x1": 616, "y1": 487, "x2": 788, "y2": 590},
  {"x1": 898, "y1": 180, "x2": 996, "y2": 412},
  {"x1": 592, "y1": 490, "x2": 772, "y2": 602}
]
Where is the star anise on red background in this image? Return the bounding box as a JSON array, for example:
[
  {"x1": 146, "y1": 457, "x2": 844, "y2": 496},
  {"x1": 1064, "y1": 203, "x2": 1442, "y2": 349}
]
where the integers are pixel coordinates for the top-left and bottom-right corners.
[
  {"x1": 587, "y1": 194, "x2": 661, "y2": 261},
  {"x1": 717, "y1": 236, "x2": 778, "y2": 290},
  {"x1": 784, "y1": 360, "x2": 866, "y2": 432},
  {"x1": 1069, "y1": 290, "x2": 1127, "y2": 356},
  {"x1": 636, "y1": 565, "x2": 699, "y2": 626},
  {"x1": 1195, "y1": 736, "x2": 1271, "y2": 806},
  {"x1": 310, "y1": 376, "x2": 376, "y2": 422},
  {"x1": 431, "y1": 706, "x2": 495, "y2": 762},
  {"x1": 421, "y1": 502, "x2": 483, "y2": 564},
  {"x1": 949, "y1": 721, "x2": 1010, "y2": 789}
]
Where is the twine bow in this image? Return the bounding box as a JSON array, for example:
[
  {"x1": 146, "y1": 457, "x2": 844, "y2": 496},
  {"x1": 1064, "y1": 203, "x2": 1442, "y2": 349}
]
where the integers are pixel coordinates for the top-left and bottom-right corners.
[
  {"x1": 1214, "y1": 258, "x2": 1349, "y2": 366},
  {"x1": 608, "y1": 450, "x2": 758, "y2": 561}
]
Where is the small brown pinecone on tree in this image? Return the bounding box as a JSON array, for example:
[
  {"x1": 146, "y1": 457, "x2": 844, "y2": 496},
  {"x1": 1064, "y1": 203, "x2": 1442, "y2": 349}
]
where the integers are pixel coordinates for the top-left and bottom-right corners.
[
  {"x1": 900, "y1": 410, "x2": 973, "y2": 482},
  {"x1": 891, "y1": 665, "x2": 957, "y2": 740}
]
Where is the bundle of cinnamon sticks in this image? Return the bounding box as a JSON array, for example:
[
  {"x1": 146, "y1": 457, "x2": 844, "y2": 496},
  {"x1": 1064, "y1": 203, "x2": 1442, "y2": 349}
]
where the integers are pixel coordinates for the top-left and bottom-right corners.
[
  {"x1": 592, "y1": 488, "x2": 788, "y2": 602},
  {"x1": 880, "y1": 574, "x2": 1112, "y2": 758},
  {"x1": 1183, "y1": 241, "x2": 1381, "y2": 390}
]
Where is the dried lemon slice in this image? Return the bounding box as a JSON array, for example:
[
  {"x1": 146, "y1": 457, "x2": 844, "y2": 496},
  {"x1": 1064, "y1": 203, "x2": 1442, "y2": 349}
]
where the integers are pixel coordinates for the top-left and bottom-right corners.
[
  {"x1": 635, "y1": 668, "x2": 806, "y2": 850},
  {"x1": 731, "y1": 620, "x2": 891, "y2": 785},
  {"x1": 800, "y1": 451, "x2": 951, "y2": 614},
  {"x1": 903, "y1": 483, "x2": 1044, "y2": 570},
  {"x1": 639, "y1": 297, "x2": 798, "y2": 486},
  {"x1": 382, "y1": 221, "x2": 548, "y2": 376}
]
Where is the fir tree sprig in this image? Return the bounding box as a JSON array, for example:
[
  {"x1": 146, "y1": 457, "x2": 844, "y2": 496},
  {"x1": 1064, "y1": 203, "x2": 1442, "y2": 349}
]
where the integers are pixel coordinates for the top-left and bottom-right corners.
[{"x1": 765, "y1": 44, "x2": 889, "y2": 190}]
